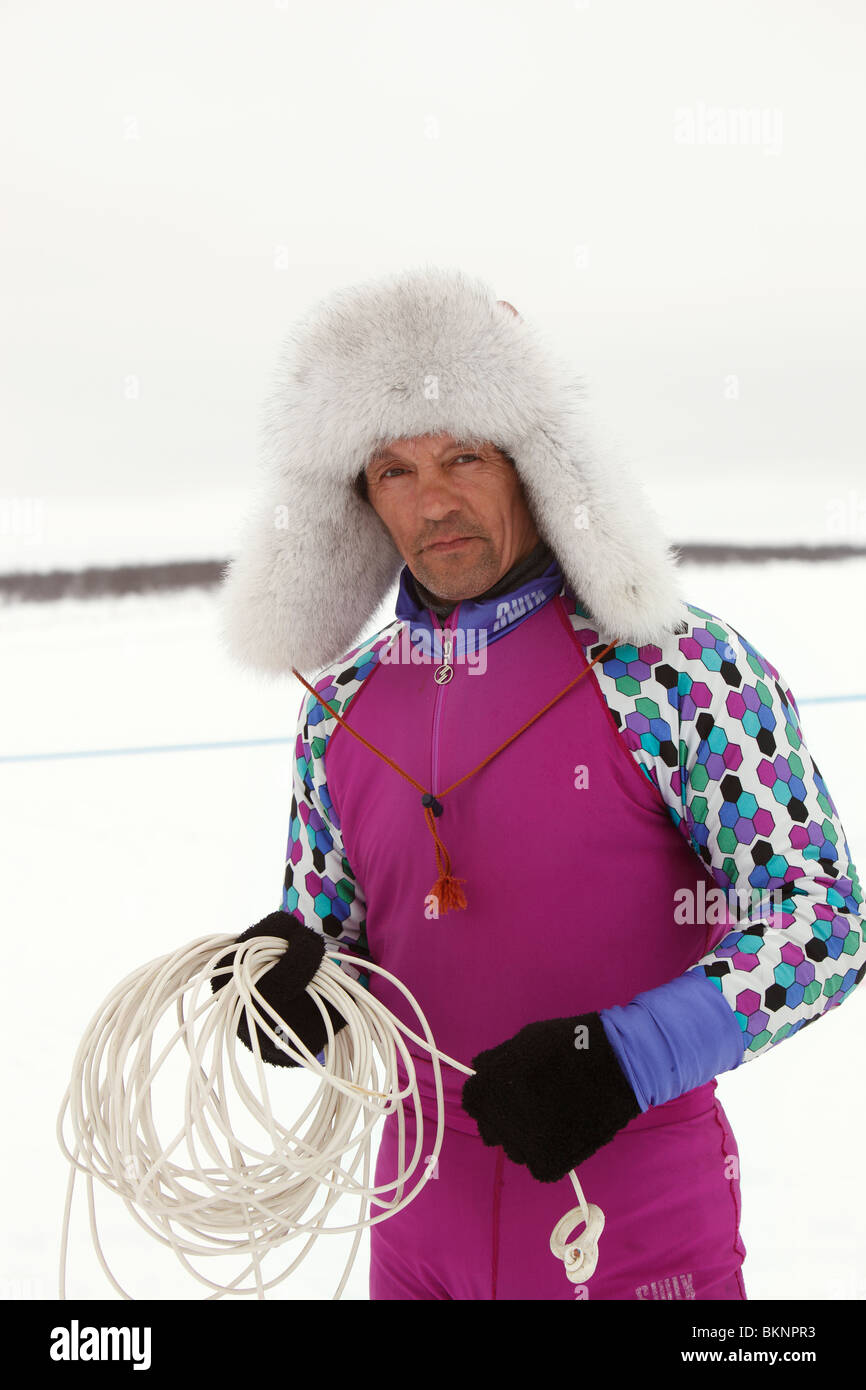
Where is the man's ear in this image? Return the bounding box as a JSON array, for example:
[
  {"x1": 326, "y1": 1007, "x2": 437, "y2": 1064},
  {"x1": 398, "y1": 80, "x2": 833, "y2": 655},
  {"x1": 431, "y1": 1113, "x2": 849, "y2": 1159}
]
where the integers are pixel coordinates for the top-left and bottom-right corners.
[{"x1": 497, "y1": 299, "x2": 520, "y2": 318}]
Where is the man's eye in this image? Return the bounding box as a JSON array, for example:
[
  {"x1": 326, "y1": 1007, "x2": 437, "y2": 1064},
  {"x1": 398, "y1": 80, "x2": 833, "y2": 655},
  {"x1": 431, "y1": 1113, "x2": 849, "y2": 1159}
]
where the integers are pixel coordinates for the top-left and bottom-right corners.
[{"x1": 380, "y1": 454, "x2": 478, "y2": 479}]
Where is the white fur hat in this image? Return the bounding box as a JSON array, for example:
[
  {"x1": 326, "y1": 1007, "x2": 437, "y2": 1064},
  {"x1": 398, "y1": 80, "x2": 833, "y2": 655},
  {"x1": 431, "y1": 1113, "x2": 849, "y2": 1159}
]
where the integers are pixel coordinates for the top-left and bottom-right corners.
[{"x1": 217, "y1": 263, "x2": 687, "y2": 678}]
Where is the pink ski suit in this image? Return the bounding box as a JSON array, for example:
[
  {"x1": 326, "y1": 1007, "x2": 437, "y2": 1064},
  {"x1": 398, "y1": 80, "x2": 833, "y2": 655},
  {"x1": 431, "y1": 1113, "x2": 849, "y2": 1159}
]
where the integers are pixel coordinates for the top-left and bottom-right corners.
[{"x1": 280, "y1": 570, "x2": 865, "y2": 1300}]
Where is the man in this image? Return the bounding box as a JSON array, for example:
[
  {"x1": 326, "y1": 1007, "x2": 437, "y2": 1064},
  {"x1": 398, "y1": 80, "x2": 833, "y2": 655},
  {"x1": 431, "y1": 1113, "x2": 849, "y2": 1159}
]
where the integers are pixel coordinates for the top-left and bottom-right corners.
[{"x1": 217, "y1": 266, "x2": 865, "y2": 1300}]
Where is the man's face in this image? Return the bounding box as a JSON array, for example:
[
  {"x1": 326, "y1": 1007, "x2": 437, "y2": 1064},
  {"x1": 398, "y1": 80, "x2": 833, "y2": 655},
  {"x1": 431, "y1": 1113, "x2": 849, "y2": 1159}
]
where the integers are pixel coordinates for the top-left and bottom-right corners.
[{"x1": 362, "y1": 432, "x2": 540, "y2": 600}]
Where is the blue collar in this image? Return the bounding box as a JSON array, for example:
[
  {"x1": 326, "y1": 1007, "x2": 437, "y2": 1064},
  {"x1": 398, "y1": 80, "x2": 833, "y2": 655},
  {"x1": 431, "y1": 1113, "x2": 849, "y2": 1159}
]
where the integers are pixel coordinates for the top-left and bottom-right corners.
[{"x1": 394, "y1": 555, "x2": 567, "y2": 651}]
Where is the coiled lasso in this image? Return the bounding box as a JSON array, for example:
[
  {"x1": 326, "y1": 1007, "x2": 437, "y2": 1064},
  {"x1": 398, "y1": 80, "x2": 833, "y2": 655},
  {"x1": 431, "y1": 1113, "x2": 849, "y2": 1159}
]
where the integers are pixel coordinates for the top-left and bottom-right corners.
[{"x1": 56, "y1": 932, "x2": 605, "y2": 1299}]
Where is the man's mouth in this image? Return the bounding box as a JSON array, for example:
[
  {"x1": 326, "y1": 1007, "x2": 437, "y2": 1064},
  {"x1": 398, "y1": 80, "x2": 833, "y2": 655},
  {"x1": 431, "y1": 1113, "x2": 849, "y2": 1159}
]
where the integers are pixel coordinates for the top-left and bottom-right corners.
[{"x1": 424, "y1": 536, "x2": 480, "y2": 552}]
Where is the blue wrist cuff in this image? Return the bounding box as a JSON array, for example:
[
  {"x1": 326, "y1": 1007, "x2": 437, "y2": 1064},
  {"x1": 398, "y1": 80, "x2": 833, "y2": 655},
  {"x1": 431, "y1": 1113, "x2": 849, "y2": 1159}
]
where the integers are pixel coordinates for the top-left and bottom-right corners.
[{"x1": 600, "y1": 971, "x2": 746, "y2": 1112}]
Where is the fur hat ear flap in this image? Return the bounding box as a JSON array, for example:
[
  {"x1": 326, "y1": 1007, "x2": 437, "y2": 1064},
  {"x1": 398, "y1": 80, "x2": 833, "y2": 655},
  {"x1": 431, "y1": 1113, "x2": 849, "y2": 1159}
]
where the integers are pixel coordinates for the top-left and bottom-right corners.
[
  {"x1": 217, "y1": 264, "x2": 687, "y2": 677},
  {"x1": 514, "y1": 415, "x2": 688, "y2": 650},
  {"x1": 218, "y1": 476, "x2": 404, "y2": 678}
]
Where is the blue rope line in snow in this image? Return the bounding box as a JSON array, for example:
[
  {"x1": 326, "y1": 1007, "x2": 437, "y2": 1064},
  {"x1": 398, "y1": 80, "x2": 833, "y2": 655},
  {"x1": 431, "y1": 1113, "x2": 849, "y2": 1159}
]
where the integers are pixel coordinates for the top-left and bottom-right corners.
[
  {"x1": 0, "y1": 737, "x2": 291, "y2": 763},
  {"x1": 801, "y1": 693, "x2": 866, "y2": 704}
]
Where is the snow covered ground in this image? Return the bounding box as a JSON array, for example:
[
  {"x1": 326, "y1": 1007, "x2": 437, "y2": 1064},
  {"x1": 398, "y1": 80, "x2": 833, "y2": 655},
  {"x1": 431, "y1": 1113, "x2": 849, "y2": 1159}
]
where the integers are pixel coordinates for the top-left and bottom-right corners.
[{"x1": 1, "y1": 555, "x2": 865, "y2": 1302}]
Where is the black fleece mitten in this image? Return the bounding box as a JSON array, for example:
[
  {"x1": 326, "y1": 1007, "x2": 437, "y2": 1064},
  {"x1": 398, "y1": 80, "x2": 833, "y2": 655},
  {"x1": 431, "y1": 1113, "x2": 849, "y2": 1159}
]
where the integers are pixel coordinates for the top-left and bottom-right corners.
[
  {"x1": 210, "y1": 910, "x2": 348, "y2": 1067},
  {"x1": 461, "y1": 1012, "x2": 643, "y2": 1183}
]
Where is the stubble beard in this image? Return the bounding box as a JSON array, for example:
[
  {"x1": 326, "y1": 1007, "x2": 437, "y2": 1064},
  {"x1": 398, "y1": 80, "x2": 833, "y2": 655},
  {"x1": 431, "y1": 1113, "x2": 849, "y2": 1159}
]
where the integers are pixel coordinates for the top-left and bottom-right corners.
[{"x1": 411, "y1": 536, "x2": 500, "y2": 601}]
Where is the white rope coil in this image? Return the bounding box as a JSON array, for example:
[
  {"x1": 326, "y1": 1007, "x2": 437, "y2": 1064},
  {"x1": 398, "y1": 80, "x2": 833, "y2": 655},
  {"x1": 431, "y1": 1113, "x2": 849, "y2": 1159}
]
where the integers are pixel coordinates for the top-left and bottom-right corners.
[{"x1": 56, "y1": 932, "x2": 603, "y2": 1298}]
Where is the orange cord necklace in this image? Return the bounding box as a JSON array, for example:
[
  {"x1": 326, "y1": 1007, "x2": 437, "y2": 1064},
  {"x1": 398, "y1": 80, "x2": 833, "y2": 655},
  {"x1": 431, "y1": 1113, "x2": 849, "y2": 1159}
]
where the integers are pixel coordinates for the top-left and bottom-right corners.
[{"x1": 291, "y1": 632, "x2": 619, "y2": 914}]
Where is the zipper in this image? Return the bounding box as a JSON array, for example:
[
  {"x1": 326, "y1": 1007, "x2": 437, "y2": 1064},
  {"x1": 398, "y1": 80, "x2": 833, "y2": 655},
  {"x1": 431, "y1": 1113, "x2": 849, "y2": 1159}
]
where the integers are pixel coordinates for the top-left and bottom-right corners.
[
  {"x1": 433, "y1": 624, "x2": 454, "y2": 684},
  {"x1": 430, "y1": 604, "x2": 460, "y2": 796}
]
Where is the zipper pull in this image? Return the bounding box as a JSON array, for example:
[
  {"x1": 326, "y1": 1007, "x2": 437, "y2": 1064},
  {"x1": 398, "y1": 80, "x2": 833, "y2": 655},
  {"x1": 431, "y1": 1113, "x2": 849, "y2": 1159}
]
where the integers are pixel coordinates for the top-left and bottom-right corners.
[{"x1": 434, "y1": 626, "x2": 454, "y2": 684}]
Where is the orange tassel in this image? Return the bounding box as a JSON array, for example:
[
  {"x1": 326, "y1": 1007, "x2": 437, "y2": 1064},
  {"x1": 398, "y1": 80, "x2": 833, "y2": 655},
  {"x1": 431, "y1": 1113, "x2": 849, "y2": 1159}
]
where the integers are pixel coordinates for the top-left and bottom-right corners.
[
  {"x1": 430, "y1": 872, "x2": 468, "y2": 914},
  {"x1": 424, "y1": 805, "x2": 468, "y2": 914}
]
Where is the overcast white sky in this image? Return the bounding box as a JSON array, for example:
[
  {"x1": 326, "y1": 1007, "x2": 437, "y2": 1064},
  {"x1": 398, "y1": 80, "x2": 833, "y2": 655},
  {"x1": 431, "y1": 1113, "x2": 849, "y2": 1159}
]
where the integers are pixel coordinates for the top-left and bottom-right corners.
[{"x1": 2, "y1": 0, "x2": 865, "y2": 564}]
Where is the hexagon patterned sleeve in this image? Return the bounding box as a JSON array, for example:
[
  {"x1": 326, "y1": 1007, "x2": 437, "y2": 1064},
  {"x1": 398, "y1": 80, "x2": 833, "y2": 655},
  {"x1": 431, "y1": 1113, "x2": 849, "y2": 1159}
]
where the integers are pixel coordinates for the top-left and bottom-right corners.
[
  {"x1": 280, "y1": 686, "x2": 372, "y2": 992},
  {"x1": 593, "y1": 603, "x2": 866, "y2": 1111}
]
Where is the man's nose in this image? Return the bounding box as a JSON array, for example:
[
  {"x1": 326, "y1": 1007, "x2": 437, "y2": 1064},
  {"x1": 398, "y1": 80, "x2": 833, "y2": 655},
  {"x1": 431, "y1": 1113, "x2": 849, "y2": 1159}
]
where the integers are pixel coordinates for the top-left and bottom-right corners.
[{"x1": 414, "y1": 468, "x2": 464, "y2": 510}]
